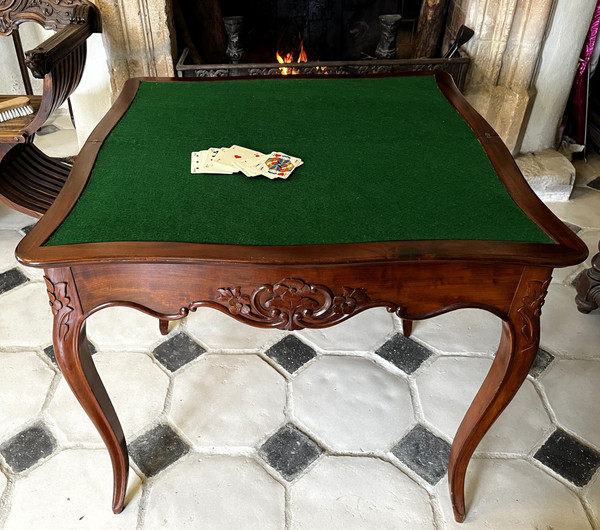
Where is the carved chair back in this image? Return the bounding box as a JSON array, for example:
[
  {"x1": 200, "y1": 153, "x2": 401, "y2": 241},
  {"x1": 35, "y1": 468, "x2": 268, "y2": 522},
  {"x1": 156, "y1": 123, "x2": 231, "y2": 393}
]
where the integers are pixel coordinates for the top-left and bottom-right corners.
[{"x1": 0, "y1": 0, "x2": 101, "y2": 217}]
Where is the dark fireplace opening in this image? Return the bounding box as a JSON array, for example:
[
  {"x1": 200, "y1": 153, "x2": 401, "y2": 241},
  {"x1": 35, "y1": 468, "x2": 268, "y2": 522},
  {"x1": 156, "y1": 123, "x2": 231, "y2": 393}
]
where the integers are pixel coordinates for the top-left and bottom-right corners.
[
  {"x1": 172, "y1": 0, "x2": 470, "y2": 90},
  {"x1": 172, "y1": 0, "x2": 423, "y2": 66}
]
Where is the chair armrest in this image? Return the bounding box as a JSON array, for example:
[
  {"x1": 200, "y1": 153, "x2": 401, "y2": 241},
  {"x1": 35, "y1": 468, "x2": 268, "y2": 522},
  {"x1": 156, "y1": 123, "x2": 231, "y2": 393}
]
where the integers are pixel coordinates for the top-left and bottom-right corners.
[{"x1": 24, "y1": 4, "x2": 100, "y2": 79}]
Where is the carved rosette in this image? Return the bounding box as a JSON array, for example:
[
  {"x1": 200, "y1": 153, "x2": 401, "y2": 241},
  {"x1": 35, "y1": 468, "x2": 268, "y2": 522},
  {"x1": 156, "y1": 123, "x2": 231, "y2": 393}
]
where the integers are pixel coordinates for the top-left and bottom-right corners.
[
  {"x1": 0, "y1": 0, "x2": 78, "y2": 34},
  {"x1": 516, "y1": 278, "x2": 551, "y2": 351},
  {"x1": 44, "y1": 276, "x2": 74, "y2": 340},
  {"x1": 216, "y1": 278, "x2": 393, "y2": 330}
]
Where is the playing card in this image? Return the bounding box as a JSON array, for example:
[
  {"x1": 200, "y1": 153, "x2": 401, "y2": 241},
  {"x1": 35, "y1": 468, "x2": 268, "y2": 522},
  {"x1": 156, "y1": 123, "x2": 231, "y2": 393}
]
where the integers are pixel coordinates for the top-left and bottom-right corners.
[
  {"x1": 191, "y1": 148, "x2": 236, "y2": 174},
  {"x1": 191, "y1": 150, "x2": 207, "y2": 174},
  {"x1": 257, "y1": 152, "x2": 303, "y2": 179},
  {"x1": 214, "y1": 145, "x2": 265, "y2": 171}
]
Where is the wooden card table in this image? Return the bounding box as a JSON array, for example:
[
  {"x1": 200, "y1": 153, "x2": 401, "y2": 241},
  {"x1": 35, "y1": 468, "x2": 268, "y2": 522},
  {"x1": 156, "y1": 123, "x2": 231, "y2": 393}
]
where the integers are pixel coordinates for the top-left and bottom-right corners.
[{"x1": 16, "y1": 73, "x2": 587, "y2": 522}]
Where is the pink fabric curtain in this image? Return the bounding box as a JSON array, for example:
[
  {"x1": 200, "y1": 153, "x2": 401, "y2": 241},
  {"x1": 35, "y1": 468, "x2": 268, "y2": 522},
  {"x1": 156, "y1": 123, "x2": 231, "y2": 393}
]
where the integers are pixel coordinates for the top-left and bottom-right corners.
[{"x1": 567, "y1": 0, "x2": 600, "y2": 144}]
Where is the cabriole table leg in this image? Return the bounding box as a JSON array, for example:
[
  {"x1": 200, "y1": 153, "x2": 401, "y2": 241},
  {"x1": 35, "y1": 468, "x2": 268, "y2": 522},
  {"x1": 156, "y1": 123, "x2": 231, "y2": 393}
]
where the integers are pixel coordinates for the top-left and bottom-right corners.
[
  {"x1": 44, "y1": 268, "x2": 129, "y2": 514},
  {"x1": 447, "y1": 267, "x2": 551, "y2": 522}
]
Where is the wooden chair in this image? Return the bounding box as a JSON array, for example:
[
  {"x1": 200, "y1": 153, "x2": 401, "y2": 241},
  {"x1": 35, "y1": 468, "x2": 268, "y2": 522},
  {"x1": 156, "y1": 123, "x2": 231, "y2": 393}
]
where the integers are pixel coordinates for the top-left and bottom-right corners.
[{"x1": 0, "y1": 0, "x2": 101, "y2": 218}]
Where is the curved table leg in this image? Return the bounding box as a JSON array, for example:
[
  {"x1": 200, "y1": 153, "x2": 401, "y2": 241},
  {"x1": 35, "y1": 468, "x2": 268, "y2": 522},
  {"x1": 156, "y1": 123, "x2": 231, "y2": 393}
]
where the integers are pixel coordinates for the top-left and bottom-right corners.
[
  {"x1": 402, "y1": 318, "x2": 413, "y2": 338},
  {"x1": 448, "y1": 269, "x2": 550, "y2": 522},
  {"x1": 159, "y1": 318, "x2": 169, "y2": 335},
  {"x1": 45, "y1": 270, "x2": 129, "y2": 514}
]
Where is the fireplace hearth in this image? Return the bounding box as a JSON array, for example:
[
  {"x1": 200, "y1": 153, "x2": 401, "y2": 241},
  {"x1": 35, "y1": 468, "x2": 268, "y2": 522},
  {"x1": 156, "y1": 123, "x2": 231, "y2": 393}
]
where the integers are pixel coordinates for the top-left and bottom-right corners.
[{"x1": 174, "y1": 0, "x2": 469, "y2": 89}]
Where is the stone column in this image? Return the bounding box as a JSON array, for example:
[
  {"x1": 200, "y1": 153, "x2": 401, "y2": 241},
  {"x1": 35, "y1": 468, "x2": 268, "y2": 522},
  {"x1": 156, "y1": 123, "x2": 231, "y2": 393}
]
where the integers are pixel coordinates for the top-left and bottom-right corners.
[
  {"x1": 451, "y1": 0, "x2": 555, "y2": 153},
  {"x1": 93, "y1": 0, "x2": 175, "y2": 98}
]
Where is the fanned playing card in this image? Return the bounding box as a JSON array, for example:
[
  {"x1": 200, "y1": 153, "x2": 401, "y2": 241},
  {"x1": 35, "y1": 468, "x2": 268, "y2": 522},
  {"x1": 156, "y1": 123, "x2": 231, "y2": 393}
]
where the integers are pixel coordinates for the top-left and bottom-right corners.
[{"x1": 257, "y1": 152, "x2": 303, "y2": 179}]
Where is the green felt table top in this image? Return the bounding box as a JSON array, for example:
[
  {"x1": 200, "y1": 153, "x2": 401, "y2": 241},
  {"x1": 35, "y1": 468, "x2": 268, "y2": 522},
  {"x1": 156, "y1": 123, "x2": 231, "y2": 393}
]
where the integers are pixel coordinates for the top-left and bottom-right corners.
[{"x1": 45, "y1": 76, "x2": 553, "y2": 247}]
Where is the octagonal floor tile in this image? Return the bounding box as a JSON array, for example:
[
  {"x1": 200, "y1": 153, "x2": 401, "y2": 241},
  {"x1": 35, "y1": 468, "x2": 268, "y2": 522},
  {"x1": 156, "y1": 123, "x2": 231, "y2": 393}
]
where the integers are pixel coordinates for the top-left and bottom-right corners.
[
  {"x1": 298, "y1": 307, "x2": 394, "y2": 352},
  {"x1": 0, "y1": 351, "x2": 54, "y2": 436},
  {"x1": 0, "y1": 282, "x2": 53, "y2": 348},
  {"x1": 184, "y1": 307, "x2": 286, "y2": 351},
  {"x1": 48, "y1": 352, "x2": 169, "y2": 443},
  {"x1": 436, "y1": 459, "x2": 590, "y2": 528},
  {"x1": 171, "y1": 354, "x2": 286, "y2": 447},
  {"x1": 85, "y1": 306, "x2": 165, "y2": 351},
  {"x1": 411, "y1": 308, "x2": 501, "y2": 355},
  {"x1": 0, "y1": 230, "x2": 23, "y2": 273},
  {"x1": 292, "y1": 356, "x2": 413, "y2": 452},
  {"x1": 546, "y1": 187, "x2": 600, "y2": 229},
  {"x1": 0, "y1": 203, "x2": 35, "y2": 230},
  {"x1": 540, "y1": 359, "x2": 600, "y2": 449},
  {"x1": 0, "y1": 468, "x2": 6, "y2": 496},
  {"x1": 291, "y1": 456, "x2": 434, "y2": 529},
  {"x1": 4, "y1": 449, "x2": 141, "y2": 530},
  {"x1": 416, "y1": 357, "x2": 551, "y2": 454},
  {"x1": 540, "y1": 284, "x2": 600, "y2": 359},
  {"x1": 144, "y1": 454, "x2": 285, "y2": 529},
  {"x1": 583, "y1": 469, "x2": 600, "y2": 527}
]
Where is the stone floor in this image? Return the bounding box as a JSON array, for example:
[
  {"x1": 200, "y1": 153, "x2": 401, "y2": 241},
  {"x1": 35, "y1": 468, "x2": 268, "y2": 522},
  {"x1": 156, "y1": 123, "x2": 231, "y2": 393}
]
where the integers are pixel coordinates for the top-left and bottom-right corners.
[{"x1": 1, "y1": 116, "x2": 600, "y2": 528}]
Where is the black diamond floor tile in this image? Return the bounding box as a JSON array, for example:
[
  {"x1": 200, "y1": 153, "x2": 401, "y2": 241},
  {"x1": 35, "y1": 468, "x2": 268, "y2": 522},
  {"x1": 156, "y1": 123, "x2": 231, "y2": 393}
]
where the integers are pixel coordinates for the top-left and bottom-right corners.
[
  {"x1": 130, "y1": 423, "x2": 189, "y2": 477},
  {"x1": 529, "y1": 348, "x2": 554, "y2": 378},
  {"x1": 20, "y1": 223, "x2": 36, "y2": 235},
  {"x1": 265, "y1": 335, "x2": 317, "y2": 374},
  {"x1": 0, "y1": 268, "x2": 28, "y2": 295},
  {"x1": 152, "y1": 332, "x2": 205, "y2": 372},
  {"x1": 563, "y1": 221, "x2": 582, "y2": 234},
  {"x1": 391, "y1": 424, "x2": 450, "y2": 485},
  {"x1": 0, "y1": 422, "x2": 57, "y2": 473},
  {"x1": 375, "y1": 334, "x2": 432, "y2": 374},
  {"x1": 258, "y1": 423, "x2": 322, "y2": 481},
  {"x1": 534, "y1": 429, "x2": 600, "y2": 487},
  {"x1": 587, "y1": 177, "x2": 600, "y2": 191},
  {"x1": 44, "y1": 340, "x2": 96, "y2": 367}
]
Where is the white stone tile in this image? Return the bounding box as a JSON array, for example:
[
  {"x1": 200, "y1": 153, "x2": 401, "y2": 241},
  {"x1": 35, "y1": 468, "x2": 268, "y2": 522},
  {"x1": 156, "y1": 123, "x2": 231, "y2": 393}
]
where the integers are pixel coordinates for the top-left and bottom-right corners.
[
  {"x1": 540, "y1": 284, "x2": 600, "y2": 359},
  {"x1": 546, "y1": 187, "x2": 600, "y2": 229},
  {"x1": 583, "y1": 469, "x2": 600, "y2": 527},
  {"x1": 0, "y1": 203, "x2": 35, "y2": 231},
  {"x1": 291, "y1": 456, "x2": 434, "y2": 529},
  {"x1": 170, "y1": 354, "x2": 285, "y2": 447},
  {"x1": 436, "y1": 459, "x2": 590, "y2": 528},
  {"x1": 298, "y1": 307, "x2": 394, "y2": 352},
  {"x1": 33, "y1": 122, "x2": 78, "y2": 158},
  {"x1": 0, "y1": 230, "x2": 23, "y2": 273},
  {"x1": 144, "y1": 454, "x2": 285, "y2": 529},
  {"x1": 411, "y1": 308, "x2": 502, "y2": 355},
  {"x1": 0, "y1": 469, "x2": 6, "y2": 496},
  {"x1": 4, "y1": 449, "x2": 141, "y2": 529},
  {"x1": 292, "y1": 356, "x2": 413, "y2": 452},
  {"x1": 184, "y1": 307, "x2": 286, "y2": 351},
  {"x1": 48, "y1": 352, "x2": 169, "y2": 443},
  {"x1": 0, "y1": 351, "x2": 53, "y2": 437},
  {"x1": 416, "y1": 357, "x2": 550, "y2": 454},
  {"x1": 540, "y1": 359, "x2": 600, "y2": 449},
  {"x1": 0, "y1": 282, "x2": 53, "y2": 348},
  {"x1": 85, "y1": 306, "x2": 164, "y2": 351}
]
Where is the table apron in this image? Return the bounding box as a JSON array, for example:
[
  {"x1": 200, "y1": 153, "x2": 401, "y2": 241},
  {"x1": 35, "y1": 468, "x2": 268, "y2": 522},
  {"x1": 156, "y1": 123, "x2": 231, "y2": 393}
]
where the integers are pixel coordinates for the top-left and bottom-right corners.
[{"x1": 63, "y1": 261, "x2": 529, "y2": 329}]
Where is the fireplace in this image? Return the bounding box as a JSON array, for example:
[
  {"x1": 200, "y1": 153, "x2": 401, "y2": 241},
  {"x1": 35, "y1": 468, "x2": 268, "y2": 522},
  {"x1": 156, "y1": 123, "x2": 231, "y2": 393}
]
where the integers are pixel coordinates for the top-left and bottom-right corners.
[{"x1": 173, "y1": 0, "x2": 470, "y2": 89}]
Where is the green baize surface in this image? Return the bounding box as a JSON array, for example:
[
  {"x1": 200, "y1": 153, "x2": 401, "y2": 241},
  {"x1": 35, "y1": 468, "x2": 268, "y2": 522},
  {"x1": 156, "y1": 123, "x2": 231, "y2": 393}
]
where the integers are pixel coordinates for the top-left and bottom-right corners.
[{"x1": 45, "y1": 76, "x2": 553, "y2": 247}]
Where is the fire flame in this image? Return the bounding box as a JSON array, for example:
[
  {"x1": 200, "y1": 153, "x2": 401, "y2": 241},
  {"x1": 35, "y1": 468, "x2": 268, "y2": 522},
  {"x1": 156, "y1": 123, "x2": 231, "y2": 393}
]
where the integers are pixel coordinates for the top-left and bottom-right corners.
[{"x1": 276, "y1": 40, "x2": 308, "y2": 75}]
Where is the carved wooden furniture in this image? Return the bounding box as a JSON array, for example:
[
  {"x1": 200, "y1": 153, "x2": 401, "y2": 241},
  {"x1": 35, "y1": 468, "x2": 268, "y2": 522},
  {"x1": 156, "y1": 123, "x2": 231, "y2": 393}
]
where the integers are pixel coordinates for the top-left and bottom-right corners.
[
  {"x1": 16, "y1": 73, "x2": 587, "y2": 523},
  {"x1": 0, "y1": 0, "x2": 101, "y2": 217},
  {"x1": 575, "y1": 248, "x2": 600, "y2": 312}
]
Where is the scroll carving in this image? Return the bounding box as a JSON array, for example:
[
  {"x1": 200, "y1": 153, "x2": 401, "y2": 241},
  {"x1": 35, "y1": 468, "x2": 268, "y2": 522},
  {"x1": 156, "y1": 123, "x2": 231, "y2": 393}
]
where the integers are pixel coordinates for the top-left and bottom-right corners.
[
  {"x1": 44, "y1": 275, "x2": 74, "y2": 340},
  {"x1": 516, "y1": 278, "x2": 550, "y2": 351},
  {"x1": 215, "y1": 278, "x2": 394, "y2": 330},
  {"x1": 0, "y1": 0, "x2": 84, "y2": 35}
]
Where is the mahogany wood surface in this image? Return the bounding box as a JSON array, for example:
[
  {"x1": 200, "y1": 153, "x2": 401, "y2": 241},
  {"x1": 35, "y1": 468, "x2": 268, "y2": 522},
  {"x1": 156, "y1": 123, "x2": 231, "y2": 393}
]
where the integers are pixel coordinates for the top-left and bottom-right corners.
[{"x1": 16, "y1": 72, "x2": 588, "y2": 523}]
